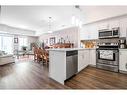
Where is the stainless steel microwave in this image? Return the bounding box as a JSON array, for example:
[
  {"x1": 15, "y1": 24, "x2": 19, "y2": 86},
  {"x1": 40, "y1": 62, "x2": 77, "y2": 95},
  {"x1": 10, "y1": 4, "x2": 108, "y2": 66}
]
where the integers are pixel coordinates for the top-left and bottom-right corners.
[{"x1": 99, "y1": 27, "x2": 119, "y2": 39}]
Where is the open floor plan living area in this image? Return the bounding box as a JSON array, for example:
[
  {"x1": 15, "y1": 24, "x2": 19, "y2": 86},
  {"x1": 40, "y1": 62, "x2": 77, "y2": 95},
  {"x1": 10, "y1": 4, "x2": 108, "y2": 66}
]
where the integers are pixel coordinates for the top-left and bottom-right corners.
[{"x1": 1, "y1": 5, "x2": 127, "y2": 89}]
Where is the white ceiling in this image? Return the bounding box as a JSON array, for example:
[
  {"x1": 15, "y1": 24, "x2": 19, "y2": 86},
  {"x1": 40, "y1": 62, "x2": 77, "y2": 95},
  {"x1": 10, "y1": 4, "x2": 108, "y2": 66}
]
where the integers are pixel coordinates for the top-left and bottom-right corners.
[{"x1": 1, "y1": 6, "x2": 127, "y2": 35}]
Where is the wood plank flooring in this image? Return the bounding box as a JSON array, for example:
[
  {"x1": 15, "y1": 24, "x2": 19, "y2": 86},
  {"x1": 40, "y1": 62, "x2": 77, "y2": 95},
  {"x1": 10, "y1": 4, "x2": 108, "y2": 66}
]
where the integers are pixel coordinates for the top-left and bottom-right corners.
[
  {"x1": 0, "y1": 60, "x2": 68, "y2": 89},
  {"x1": 0, "y1": 60, "x2": 127, "y2": 89},
  {"x1": 65, "y1": 66, "x2": 127, "y2": 89}
]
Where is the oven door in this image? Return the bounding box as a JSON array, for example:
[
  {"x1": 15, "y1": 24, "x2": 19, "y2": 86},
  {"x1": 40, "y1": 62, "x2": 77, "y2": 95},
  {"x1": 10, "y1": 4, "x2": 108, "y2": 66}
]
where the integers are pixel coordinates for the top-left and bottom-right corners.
[
  {"x1": 96, "y1": 48, "x2": 119, "y2": 65},
  {"x1": 98, "y1": 50, "x2": 115, "y2": 61}
]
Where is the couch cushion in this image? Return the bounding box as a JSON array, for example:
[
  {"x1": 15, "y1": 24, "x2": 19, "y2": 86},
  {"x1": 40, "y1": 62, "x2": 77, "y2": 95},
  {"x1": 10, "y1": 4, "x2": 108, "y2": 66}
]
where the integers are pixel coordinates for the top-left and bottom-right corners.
[
  {"x1": 0, "y1": 51, "x2": 3, "y2": 56},
  {"x1": 0, "y1": 54, "x2": 13, "y2": 58}
]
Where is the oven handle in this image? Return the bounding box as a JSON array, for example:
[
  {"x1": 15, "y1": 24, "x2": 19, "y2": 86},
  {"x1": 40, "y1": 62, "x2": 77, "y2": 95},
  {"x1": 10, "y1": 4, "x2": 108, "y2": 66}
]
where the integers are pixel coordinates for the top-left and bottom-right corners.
[
  {"x1": 96, "y1": 50, "x2": 119, "y2": 55},
  {"x1": 96, "y1": 49, "x2": 119, "y2": 51}
]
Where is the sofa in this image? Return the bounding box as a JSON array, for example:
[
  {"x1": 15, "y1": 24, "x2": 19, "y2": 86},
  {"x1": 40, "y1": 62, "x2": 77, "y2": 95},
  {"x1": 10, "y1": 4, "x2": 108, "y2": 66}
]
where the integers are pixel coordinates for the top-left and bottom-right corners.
[{"x1": 0, "y1": 51, "x2": 15, "y2": 65}]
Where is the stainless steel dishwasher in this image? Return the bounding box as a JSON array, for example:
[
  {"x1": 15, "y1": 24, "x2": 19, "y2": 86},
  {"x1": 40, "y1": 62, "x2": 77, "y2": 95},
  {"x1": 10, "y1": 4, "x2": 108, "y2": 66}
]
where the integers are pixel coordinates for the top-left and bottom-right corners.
[{"x1": 66, "y1": 50, "x2": 78, "y2": 79}]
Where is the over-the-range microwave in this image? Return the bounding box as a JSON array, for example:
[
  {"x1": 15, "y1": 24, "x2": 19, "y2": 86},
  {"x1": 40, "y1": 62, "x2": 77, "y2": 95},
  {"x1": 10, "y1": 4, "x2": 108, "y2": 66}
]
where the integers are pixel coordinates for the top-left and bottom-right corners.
[{"x1": 99, "y1": 27, "x2": 120, "y2": 39}]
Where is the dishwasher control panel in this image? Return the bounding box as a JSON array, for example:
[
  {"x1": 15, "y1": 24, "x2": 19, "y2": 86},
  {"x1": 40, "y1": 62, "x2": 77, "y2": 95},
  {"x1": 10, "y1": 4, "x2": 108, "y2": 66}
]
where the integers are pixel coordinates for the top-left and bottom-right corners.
[{"x1": 66, "y1": 50, "x2": 78, "y2": 56}]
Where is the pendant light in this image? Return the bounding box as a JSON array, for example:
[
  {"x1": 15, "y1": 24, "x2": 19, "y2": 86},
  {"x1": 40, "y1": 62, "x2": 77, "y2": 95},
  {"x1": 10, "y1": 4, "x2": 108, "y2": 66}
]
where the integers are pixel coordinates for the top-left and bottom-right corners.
[
  {"x1": 71, "y1": 5, "x2": 83, "y2": 28},
  {"x1": 48, "y1": 17, "x2": 53, "y2": 33}
]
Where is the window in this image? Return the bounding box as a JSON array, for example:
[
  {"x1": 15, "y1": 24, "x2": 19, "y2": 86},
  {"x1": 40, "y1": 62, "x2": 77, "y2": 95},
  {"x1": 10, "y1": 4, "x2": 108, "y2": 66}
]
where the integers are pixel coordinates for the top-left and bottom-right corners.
[
  {"x1": 0, "y1": 35, "x2": 13, "y2": 54},
  {"x1": 19, "y1": 37, "x2": 28, "y2": 50},
  {"x1": 3, "y1": 36, "x2": 13, "y2": 54},
  {"x1": 0, "y1": 33, "x2": 29, "y2": 53},
  {"x1": 0, "y1": 36, "x2": 2, "y2": 50}
]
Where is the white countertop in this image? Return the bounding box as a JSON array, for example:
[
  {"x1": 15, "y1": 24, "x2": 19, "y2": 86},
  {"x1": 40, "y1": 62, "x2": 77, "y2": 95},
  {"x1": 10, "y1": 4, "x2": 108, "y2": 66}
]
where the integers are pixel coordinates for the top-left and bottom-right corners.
[
  {"x1": 119, "y1": 48, "x2": 127, "y2": 51},
  {"x1": 47, "y1": 48, "x2": 96, "y2": 52}
]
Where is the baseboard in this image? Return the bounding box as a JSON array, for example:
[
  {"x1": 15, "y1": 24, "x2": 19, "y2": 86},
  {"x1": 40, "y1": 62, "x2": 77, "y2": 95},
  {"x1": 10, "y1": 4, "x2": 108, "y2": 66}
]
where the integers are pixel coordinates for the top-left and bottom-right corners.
[
  {"x1": 88, "y1": 65, "x2": 127, "y2": 75},
  {"x1": 119, "y1": 70, "x2": 127, "y2": 74},
  {"x1": 88, "y1": 64, "x2": 96, "y2": 67}
]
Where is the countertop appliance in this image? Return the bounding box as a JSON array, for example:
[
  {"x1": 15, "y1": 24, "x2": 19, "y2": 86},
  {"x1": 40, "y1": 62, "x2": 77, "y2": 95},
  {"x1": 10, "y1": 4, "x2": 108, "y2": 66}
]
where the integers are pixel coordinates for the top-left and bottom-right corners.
[
  {"x1": 66, "y1": 50, "x2": 78, "y2": 79},
  {"x1": 96, "y1": 39, "x2": 119, "y2": 72},
  {"x1": 99, "y1": 27, "x2": 119, "y2": 39},
  {"x1": 119, "y1": 39, "x2": 126, "y2": 48}
]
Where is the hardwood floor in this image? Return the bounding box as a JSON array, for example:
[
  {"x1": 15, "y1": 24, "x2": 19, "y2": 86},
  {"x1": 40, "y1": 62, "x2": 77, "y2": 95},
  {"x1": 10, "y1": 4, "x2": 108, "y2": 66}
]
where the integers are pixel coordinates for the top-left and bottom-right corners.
[
  {"x1": 0, "y1": 60, "x2": 68, "y2": 89},
  {"x1": 65, "y1": 66, "x2": 127, "y2": 89},
  {"x1": 0, "y1": 60, "x2": 127, "y2": 89}
]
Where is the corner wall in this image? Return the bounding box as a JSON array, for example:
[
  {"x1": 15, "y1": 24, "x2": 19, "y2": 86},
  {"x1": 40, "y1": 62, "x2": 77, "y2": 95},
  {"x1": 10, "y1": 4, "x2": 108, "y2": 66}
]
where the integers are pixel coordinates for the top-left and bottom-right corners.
[{"x1": 39, "y1": 27, "x2": 80, "y2": 48}]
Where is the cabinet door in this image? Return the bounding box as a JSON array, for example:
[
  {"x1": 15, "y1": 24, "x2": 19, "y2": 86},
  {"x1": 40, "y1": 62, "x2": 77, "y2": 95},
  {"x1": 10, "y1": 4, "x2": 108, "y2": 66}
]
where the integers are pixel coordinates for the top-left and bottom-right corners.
[
  {"x1": 119, "y1": 18, "x2": 127, "y2": 37},
  {"x1": 89, "y1": 24, "x2": 98, "y2": 39},
  {"x1": 80, "y1": 27, "x2": 89, "y2": 40},
  {"x1": 78, "y1": 50, "x2": 89, "y2": 72},
  {"x1": 89, "y1": 49, "x2": 96, "y2": 66},
  {"x1": 84, "y1": 50, "x2": 89, "y2": 66},
  {"x1": 109, "y1": 20, "x2": 119, "y2": 29},
  {"x1": 78, "y1": 51, "x2": 84, "y2": 71},
  {"x1": 98, "y1": 22, "x2": 108, "y2": 30},
  {"x1": 119, "y1": 50, "x2": 127, "y2": 71}
]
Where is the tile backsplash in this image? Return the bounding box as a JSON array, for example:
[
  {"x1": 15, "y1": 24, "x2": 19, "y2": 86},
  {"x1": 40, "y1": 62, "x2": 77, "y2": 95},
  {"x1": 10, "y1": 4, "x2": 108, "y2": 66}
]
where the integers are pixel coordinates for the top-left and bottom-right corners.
[
  {"x1": 81, "y1": 40, "x2": 97, "y2": 48},
  {"x1": 81, "y1": 37, "x2": 126, "y2": 48}
]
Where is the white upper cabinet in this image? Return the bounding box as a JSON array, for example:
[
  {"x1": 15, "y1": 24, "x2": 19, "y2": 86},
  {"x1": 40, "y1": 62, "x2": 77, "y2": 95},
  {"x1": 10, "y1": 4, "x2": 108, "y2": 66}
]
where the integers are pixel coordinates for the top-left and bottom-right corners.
[
  {"x1": 80, "y1": 26, "x2": 90, "y2": 40},
  {"x1": 80, "y1": 24, "x2": 98, "y2": 40},
  {"x1": 98, "y1": 19, "x2": 120, "y2": 30},
  {"x1": 98, "y1": 22, "x2": 109, "y2": 30},
  {"x1": 119, "y1": 18, "x2": 127, "y2": 37},
  {"x1": 89, "y1": 24, "x2": 98, "y2": 40},
  {"x1": 109, "y1": 20, "x2": 120, "y2": 29}
]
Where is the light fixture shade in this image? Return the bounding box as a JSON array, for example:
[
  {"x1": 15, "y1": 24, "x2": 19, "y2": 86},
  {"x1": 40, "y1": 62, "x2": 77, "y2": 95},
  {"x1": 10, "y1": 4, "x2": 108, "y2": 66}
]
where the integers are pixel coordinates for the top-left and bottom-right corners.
[
  {"x1": 71, "y1": 16, "x2": 76, "y2": 25},
  {"x1": 48, "y1": 30, "x2": 53, "y2": 33},
  {"x1": 71, "y1": 16, "x2": 82, "y2": 28}
]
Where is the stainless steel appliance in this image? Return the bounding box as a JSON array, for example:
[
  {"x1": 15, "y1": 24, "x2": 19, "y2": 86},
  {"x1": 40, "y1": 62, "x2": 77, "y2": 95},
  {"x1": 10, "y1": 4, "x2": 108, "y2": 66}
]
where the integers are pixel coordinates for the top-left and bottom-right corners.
[
  {"x1": 99, "y1": 27, "x2": 119, "y2": 39},
  {"x1": 66, "y1": 50, "x2": 78, "y2": 79},
  {"x1": 96, "y1": 40, "x2": 119, "y2": 72},
  {"x1": 119, "y1": 39, "x2": 126, "y2": 48}
]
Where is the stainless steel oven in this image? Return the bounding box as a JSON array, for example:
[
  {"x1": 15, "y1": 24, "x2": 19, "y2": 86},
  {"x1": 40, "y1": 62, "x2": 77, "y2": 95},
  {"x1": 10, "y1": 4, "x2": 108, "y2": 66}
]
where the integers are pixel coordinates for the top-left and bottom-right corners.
[
  {"x1": 96, "y1": 48, "x2": 119, "y2": 72},
  {"x1": 96, "y1": 42, "x2": 119, "y2": 72}
]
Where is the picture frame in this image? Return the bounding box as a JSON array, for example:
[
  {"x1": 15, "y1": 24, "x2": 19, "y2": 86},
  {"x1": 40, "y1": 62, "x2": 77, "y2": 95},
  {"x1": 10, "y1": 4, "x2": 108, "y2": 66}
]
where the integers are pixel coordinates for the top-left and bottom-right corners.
[
  {"x1": 50, "y1": 37, "x2": 56, "y2": 45},
  {"x1": 14, "y1": 38, "x2": 18, "y2": 43}
]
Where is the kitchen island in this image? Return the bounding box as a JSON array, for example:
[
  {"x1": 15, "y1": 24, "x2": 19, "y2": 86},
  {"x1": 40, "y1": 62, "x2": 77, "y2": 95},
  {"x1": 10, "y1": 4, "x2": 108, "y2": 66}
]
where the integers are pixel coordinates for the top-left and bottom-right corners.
[{"x1": 48, "y1": 48, "x2": 96, "y2": 84}]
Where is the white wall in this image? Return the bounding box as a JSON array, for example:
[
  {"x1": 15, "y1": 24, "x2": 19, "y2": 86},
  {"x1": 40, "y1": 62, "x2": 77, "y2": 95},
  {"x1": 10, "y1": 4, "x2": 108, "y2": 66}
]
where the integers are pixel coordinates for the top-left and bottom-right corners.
[
  {"x1": 0, "y1": 24, "x2": 36, "y2": 36},
  {"x1": 28, "y1": 36, "x2": 38, "y2": 44},
  {"x1": 39, "y1": 27, "x2": 79, "y2": 48}
]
